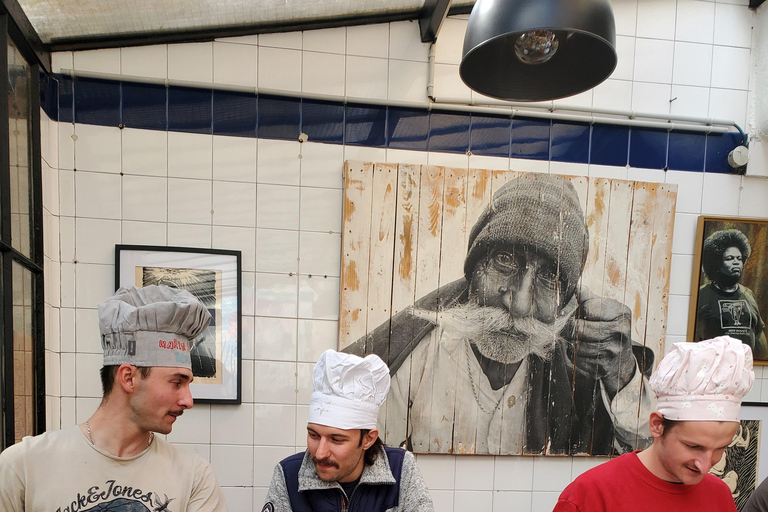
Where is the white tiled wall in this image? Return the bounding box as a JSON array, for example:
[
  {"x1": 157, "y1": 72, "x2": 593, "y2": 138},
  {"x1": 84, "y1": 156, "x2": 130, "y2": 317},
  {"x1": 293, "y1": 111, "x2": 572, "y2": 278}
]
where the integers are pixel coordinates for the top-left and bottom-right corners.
[{"x1": 40, "y1": 1, "x2": 768, "y2": 511}]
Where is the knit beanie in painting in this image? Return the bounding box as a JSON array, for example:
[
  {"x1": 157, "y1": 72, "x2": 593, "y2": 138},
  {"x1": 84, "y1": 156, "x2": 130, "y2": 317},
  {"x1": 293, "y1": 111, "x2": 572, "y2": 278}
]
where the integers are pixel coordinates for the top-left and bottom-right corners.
[{"x1": 464, "y1": 172, "x2": 588, "y2": 304}]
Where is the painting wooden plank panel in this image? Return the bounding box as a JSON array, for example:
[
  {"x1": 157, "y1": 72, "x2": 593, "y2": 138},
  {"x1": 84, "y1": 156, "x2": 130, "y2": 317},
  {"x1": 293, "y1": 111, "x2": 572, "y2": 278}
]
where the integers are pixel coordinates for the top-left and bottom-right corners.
[
  {"x1": 556, "y1": 177, "x2": 612, "y2": 455},
  {"x1": 364, "y1": 163, "x2": 399, "y2": 355},
  {"x1": 414, "y1": 166, "x2": 446, "y2": 301},
  {"x1": 436, "y1": 167, "x2": 469, "y2": 283},
  {"x1": 624, "y1": 183, "x2": 658, "y2": 347},
  {"x1": 429, "y1": 166, "x2": 468, "y2": 453},
  {"x1": 544, "y1": 175, "x2": 591, "y2": 456},
  {"x1": 406, "y1": 165, "x2": 445, "y2": 453},
  {"x1": 484, "y1": 170, "x2": 531, "y2": 455},
  {"x1": 642, "y1": 184, "x2": 677, "y2": 369},
  {"x1": 617, "y1": 183, "x2": 677, "y2": 451},
  {"x1": 602, "y1": 180, "x2": 634, "y2": 305},
  {"x1": 464, "y1": 168, "x2": 495, "y2": 254},
  {"x1": 452, "y1": 168, "x2": 494, "y2": 454},
  {"x1": 340, "y1": 165, "x2": 676, "y2": 456},
  {"x1": 618, "y1": 182, "x2": 660, "y2": 450},
  {"x1": 381, "y1": 163, "x2": 421, "y2": 446},
  {"x1": 490, "y1": 169, "x2": 519, "y2": 194},
  {"x1": 339, "y1": 161, "x2": 374, "y2": 350},
  {"x1": 390, "y1": 164, "x2": 422, "y2": 317},
  {"x1": 580, "y1": 178, "x2": 612, "y2": 296},
  {"x1": 600, "y1": 180, "x2": 639, "y2": 452}
]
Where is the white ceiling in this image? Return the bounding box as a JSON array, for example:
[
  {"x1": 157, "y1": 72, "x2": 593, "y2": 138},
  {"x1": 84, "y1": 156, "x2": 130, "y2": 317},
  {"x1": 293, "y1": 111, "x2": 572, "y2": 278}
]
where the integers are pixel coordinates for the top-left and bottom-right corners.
[{"x1": 15, "y1": 0, "x2": 474, "y2": 48}]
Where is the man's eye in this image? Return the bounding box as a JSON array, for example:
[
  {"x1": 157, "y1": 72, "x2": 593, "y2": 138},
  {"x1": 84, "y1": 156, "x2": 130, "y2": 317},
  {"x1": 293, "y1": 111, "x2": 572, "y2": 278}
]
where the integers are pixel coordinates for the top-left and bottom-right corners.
[
  {"x1": 492, "y1": 253, "x2": 518, "y2": 273},
  {"x1": 536, "y1": 277, "x2": 557, "y2": 289},
  {"x1": 536, "y1": 269, "x2": 558, "y2": 287}
]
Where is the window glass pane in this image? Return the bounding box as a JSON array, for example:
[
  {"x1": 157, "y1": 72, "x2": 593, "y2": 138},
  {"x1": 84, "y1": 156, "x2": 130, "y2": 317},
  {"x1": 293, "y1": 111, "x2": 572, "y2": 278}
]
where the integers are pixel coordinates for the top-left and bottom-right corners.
[
  {"x1": 12, "y1": 261, "x2": 34, "y2": 442},
  {"x1": 8, "y1": 38, "x2": 32, "y2": 258}
]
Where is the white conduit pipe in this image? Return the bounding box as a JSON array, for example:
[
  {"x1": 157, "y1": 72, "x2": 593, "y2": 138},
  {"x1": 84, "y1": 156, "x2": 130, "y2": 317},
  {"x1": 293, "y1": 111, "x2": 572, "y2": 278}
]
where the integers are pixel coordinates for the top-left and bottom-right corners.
[
  {"x1": 424, "y1": 102, "x2": 733, "y2": 133},
  {"x1": 425, "y1": 44, "x2": 738, "y2": 135},
  {"x1": 61, "y1": 67, "x2": 737, "y2": 135}
]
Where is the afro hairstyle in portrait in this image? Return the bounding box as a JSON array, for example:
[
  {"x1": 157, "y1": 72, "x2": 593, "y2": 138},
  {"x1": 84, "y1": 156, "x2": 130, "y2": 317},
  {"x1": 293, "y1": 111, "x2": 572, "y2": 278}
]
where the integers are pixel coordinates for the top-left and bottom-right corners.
[{"x1": 701, "y1": 229, "x2": 751, "y2": 281}]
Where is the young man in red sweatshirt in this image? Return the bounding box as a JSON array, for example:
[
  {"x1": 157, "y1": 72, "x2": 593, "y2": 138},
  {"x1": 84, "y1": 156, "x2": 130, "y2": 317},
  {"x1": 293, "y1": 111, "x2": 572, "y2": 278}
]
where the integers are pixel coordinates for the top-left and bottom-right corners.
[{"x1": 554, "y1": 335, "x2": 753, "y2": 512}]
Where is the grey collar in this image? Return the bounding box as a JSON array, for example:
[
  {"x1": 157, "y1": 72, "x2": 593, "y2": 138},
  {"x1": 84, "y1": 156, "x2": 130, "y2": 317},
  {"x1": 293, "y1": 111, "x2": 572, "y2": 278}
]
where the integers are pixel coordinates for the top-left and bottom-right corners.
[{"x1": 297, "y1": 446, "x2": 396, "y2": 493}]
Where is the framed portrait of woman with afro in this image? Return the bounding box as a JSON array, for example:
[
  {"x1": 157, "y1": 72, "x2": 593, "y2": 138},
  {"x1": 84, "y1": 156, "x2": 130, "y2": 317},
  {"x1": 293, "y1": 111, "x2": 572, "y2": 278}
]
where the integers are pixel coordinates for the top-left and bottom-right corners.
[{"x1": 689, "y1": 216, "x2": 768, "y2": 362}]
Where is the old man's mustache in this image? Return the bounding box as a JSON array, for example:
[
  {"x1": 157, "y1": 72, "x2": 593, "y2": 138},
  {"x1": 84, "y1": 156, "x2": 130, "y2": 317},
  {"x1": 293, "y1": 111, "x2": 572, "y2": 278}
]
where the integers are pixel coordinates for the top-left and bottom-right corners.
[{"x1": 412, "y1": 298, "x2": 573, "y2": 364}]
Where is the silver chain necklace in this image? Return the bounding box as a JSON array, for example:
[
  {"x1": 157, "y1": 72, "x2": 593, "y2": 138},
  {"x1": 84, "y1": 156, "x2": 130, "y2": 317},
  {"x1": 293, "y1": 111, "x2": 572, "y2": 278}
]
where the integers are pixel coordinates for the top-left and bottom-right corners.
[
  {"x1": 86, "y1": 420, "x2": 153, "y2": 448},
  {"x1": 464, "y1": 341, "x2": 504, "y2": 415}
]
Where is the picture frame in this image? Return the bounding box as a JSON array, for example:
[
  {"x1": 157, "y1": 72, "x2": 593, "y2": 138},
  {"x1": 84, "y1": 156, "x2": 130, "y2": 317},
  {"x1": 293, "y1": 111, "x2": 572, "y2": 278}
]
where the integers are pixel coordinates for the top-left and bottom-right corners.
[
  {"x1": 115, "y1": 245, "x2": 242, "y2": 403},
  {"x1": 710, "y1": 419, "x2": 761, "y2": 509},
  {"x1": 688, "y1": 216, "x2": 768, "y2": 365}
]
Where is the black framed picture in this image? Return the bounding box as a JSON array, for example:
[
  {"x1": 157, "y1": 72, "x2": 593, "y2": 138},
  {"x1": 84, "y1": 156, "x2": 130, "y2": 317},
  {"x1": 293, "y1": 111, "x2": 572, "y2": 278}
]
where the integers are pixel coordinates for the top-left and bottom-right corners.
[
  {"x1": 688, "y1": 216, "x2": 768, "y2": 364},
  {"x1": 116, "y1": 245, "x2": 242, "y2": 403}
]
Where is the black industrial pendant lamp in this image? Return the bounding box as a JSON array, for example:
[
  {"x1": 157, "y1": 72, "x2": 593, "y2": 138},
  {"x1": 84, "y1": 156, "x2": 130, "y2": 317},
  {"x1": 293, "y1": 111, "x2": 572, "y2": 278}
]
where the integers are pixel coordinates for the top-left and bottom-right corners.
[{"x1": 459, "y1": 0, "x2": 618, "y2": 102}]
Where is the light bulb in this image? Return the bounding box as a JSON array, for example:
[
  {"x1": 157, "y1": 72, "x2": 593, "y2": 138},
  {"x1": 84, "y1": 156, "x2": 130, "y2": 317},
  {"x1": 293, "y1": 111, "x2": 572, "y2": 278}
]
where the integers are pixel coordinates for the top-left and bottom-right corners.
[{"x1": 514, "y1": 30, "x2": 559, "y2": 64}]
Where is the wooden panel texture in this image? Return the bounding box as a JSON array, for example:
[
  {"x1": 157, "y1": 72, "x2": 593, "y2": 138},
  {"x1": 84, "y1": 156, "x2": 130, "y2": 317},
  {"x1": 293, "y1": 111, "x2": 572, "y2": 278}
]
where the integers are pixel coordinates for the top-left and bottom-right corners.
[{"x1": 340, "y1": 163, "x2": 677, "y2": 456}]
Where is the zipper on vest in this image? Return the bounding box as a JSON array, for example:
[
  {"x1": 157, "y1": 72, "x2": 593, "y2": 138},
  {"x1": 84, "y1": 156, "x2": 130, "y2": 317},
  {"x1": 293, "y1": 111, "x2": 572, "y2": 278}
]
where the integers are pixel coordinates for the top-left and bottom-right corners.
[{"x1": 340, "y1": 484, "x2": 360, "y2": 512}]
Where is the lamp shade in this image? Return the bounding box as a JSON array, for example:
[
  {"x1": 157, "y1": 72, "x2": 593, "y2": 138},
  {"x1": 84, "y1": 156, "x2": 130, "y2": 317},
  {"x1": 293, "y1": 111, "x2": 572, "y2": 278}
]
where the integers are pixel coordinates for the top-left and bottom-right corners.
[{"x1": 459, "y1": 0, "x2": 617, "y2": 102}]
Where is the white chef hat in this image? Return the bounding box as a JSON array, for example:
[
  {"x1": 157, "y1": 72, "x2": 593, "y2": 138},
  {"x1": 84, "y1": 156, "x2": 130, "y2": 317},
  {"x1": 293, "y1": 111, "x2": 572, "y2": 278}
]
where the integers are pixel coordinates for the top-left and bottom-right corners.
[
  {"x1": 308, "y1": 349, "x2": 391, "y2": 430},
  {"x1": 98, "y1": 285, "x2": 211, "y2": 369},
  {"x1": 650, "y1": 336, "x2": 754, "y2": 422}
]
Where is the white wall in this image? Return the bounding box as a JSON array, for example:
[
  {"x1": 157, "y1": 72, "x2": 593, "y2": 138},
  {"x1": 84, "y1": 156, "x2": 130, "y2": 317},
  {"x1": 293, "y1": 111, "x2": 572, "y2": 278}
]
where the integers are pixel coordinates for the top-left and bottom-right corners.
[{"x1": 39, "y1": 1, "x2": 768, "y2": 510}]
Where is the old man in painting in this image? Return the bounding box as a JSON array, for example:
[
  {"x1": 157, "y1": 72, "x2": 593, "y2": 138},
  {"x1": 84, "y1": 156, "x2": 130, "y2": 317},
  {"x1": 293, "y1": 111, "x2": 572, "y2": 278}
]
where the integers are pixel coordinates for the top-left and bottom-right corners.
[{"x1": 345, "y1": 172, "x2": 654, "y2": 456}]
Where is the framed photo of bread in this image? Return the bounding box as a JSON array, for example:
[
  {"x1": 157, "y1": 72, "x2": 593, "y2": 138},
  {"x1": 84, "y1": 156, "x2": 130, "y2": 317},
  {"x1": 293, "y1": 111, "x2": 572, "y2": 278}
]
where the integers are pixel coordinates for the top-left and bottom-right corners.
[
  {"x1": 688, "y1": 217, "x2": 768, "y2": 363},
  {"x1": 115, "y1": 244, "x2": 242, "y2": 403}
]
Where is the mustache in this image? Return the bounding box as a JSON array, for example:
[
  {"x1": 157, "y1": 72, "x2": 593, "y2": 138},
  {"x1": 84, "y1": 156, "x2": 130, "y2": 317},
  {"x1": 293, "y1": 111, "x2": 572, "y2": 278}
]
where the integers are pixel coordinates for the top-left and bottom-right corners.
[
  {"x1": 413, "y1": 299, "x2": 572, "y2": 364},
  {"x1": 312, "y1": 457, "x2": 339, "y2": 469}
]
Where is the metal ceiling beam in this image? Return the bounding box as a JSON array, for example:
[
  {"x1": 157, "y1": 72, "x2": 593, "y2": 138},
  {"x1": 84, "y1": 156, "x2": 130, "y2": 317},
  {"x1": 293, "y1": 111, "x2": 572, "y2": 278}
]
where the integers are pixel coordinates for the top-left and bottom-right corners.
[
  {"x1": 46, "y1": 10, "x2": 422, "y2": 52},
  {"x1": 0, "y1": 0, "x2": 49, "y2": 72},
  {"x1": 419, "y1": 0, "x2": 452, "y2": 43},
  {"x1": 36, "y1": 1, "x2": 476, "y2": 53}
]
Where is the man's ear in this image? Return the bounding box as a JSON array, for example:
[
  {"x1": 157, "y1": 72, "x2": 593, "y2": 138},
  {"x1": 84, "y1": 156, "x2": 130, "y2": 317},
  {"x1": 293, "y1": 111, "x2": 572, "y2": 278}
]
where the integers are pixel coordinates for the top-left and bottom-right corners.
[
  {"x1": 116, "y1": 364, "x2": 138, "y2": 394},
  {"x1": 648, "y1": 411, "x2": 665, "y2": 439},
  {"x1": 361, "y1": 429, "x2": 379, "y2": 450}
]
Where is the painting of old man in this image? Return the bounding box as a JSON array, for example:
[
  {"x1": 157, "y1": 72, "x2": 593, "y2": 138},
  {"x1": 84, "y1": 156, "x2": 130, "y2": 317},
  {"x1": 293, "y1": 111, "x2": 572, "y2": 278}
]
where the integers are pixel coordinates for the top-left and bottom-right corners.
[{"x1": 340, "y1": 163, "x2": 676, "y2": 456}]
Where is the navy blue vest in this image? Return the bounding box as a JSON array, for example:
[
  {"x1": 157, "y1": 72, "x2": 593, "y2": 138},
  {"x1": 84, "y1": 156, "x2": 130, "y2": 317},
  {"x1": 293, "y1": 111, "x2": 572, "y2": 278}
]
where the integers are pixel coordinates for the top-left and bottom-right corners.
[{"x1": 280, "y1": 448, "x2": 404, "y2": 512}]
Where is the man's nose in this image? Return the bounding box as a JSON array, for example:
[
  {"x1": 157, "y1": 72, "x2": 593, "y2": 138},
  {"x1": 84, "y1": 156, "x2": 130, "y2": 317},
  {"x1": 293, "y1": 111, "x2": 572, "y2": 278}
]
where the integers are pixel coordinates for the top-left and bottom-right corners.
[
  {"x1": 706, "y1": 451, "x2": 726, "y2": 472},
  {"x1": 501, "y1": 266, "x2": 536, "y2": 317},
  {"x1": 316, "y1": 438, "x2": 331, "y2": 459},
  {"x1": 695, "y1": 452, "x2": 720, "y2": 474},
  {"x1": 179, "y1": 385, "x2": 194, "y2": 409}
]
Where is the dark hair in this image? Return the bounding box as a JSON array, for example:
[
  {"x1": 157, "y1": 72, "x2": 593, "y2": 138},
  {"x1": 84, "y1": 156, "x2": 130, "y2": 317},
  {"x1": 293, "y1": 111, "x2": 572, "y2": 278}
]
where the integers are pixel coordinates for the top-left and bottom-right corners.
[
  {"x1": 100, "y1": 365, "x2": 152, "y2": 397},
  {"x1": 660, "y1": 416, "x2": 679, "y2": 436},
  {"x1": 701, "y1": 229, "x2": 751, "y2": 281},
  {"x1": 359, "y1": 429, "x2": 385, "y2": 466}
]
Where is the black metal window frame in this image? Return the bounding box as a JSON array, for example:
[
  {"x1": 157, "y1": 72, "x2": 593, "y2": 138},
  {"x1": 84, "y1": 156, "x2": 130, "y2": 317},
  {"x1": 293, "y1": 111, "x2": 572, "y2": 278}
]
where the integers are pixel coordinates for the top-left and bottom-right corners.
[{"x1": 0, "y1": 11, "x2": 45, "y2": 450}]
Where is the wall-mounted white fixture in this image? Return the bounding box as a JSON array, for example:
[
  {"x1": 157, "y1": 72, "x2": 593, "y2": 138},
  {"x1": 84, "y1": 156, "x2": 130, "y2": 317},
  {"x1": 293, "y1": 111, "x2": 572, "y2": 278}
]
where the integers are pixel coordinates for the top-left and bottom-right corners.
[{"x1": 729, "y1": 145, "x2": 750, "y2": 174}]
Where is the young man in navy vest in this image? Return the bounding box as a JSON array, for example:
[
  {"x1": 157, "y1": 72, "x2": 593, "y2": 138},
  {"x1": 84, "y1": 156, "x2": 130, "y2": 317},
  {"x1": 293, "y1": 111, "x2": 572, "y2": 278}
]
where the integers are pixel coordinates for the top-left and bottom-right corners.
[{"x1": 263, "y1": 350, "x2": 433, "y2": 512}]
